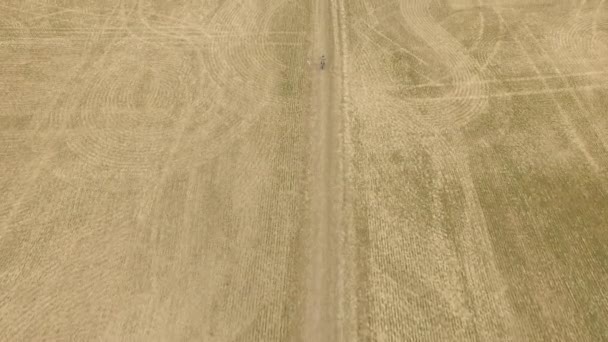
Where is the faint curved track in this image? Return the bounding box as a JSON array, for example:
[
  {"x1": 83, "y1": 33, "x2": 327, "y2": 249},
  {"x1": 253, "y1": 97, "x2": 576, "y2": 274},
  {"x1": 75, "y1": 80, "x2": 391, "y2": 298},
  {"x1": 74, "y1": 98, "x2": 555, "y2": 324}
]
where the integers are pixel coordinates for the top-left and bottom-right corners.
[
  {"x1": 438, "y1": 6, "x2": 504, "y2": 76},
  {"x1": 205, "y1": 0, "x2": 307, "y2": 104},
  {"x1": 347, "y1": 0, "x2": 489, "y2": 134},
  {"x1": 57, "y1": 39, "x2": 197, "y2": 176},
  {"x1": 396, "y1": 0, "x2": 488, "y2": 132},
  {"x1": 551, "y1": 9, "x2": 608, "y2": 73},
  {"x1": 50, "y1": 0, "x2": 305, "y2": 180}
]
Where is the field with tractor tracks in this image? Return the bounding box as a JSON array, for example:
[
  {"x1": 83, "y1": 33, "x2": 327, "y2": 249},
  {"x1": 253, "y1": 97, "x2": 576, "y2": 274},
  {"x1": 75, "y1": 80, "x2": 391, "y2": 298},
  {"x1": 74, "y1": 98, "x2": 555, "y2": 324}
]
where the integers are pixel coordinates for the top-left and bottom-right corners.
[{"x1": 1, "y1": 0, "x2": 607, "y2": 341}]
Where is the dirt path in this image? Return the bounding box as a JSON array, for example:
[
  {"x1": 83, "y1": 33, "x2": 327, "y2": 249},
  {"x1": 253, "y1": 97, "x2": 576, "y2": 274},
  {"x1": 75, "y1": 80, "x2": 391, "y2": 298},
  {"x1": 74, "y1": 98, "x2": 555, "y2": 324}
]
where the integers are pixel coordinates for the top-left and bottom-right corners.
[{"x1": 303, "y1": 0, "x2": 346, "y2": 340}]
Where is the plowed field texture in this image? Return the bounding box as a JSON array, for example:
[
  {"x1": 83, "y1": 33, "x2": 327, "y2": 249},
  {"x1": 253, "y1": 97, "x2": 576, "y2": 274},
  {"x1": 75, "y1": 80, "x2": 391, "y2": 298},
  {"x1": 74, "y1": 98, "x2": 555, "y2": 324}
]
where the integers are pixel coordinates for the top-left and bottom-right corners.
[{"x1": 1, "y1": 0, "x2": 608, "y2": 341}]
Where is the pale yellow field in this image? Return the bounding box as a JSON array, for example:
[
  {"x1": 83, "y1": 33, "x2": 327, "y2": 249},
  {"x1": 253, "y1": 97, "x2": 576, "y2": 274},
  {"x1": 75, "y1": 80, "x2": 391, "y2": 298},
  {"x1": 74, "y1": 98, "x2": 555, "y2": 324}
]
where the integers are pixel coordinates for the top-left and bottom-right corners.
[{"x1": 1, "y1": 0, "x2": 607, "y2": 341}]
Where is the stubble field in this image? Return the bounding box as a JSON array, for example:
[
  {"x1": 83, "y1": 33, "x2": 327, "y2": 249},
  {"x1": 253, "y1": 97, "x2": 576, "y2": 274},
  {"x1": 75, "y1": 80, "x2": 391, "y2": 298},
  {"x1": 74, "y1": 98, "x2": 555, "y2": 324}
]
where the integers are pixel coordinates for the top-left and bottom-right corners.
[{"x1": 1, "y1": 0, "x2": 607, "y2": 341}]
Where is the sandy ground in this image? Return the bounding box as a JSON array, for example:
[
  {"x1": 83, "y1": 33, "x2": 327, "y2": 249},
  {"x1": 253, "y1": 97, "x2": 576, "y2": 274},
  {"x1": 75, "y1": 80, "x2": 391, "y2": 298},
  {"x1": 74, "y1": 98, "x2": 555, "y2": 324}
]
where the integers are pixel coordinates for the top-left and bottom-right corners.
[{"x1": 1, "y1": 0, "x2": 608, "y2": 341}]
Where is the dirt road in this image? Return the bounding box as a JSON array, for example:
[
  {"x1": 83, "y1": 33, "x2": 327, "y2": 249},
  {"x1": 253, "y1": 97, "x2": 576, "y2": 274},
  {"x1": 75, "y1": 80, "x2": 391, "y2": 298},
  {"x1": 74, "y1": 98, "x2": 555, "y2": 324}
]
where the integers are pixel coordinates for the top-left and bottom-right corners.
[
  {"x1": 304, "y1": 0, "x2": 339, "y2": 340},
  {"x1": 303, "y1": 0, "x2": 350, "y2": 340}
]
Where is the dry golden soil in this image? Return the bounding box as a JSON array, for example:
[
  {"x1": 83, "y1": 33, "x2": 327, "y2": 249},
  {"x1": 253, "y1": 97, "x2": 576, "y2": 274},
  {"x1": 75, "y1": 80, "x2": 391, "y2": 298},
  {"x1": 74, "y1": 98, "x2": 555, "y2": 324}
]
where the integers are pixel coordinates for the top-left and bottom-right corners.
[{"x1": 1, "y1": 0, "x2": 607, "y2": 340}]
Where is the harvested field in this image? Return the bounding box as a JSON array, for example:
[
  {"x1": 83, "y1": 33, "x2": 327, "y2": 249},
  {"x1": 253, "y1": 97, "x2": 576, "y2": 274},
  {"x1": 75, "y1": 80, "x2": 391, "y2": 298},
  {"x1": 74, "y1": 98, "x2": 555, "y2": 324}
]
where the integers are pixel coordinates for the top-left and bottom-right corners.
[{"x1": 1, "y1": 0, "x2": 607, "y2": 340}]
